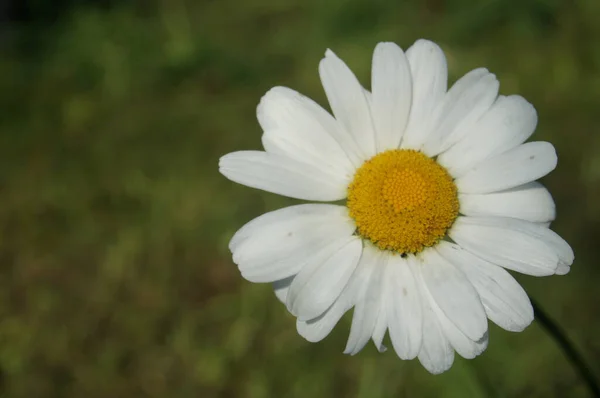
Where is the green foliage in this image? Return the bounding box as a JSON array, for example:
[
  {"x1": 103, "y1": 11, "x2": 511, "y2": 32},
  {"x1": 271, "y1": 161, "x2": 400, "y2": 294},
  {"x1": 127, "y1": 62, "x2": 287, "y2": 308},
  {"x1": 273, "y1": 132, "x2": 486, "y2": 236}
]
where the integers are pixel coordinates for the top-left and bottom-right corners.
[{"x1": 1, "y1": 0, "x2": 599, "y2": 396}]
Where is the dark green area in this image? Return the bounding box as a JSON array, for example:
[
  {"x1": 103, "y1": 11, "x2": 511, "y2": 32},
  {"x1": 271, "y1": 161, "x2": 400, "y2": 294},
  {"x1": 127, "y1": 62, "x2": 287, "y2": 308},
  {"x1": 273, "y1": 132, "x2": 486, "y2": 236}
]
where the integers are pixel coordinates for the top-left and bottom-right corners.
[{"x1": 1, "y1": 0, "x2": 599, "y2": 396}]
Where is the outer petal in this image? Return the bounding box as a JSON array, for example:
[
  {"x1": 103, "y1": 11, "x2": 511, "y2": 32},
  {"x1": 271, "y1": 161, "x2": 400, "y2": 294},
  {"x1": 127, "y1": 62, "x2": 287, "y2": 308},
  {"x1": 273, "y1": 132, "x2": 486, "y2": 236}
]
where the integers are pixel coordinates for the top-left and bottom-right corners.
[
  {"x1": 386, "y1": 255, "x2": 423, "y2": 359},
  {"x1": 459, "y1": 182, "x2": 556, "y2": 223},
  {"x1": 371, "y1": 263, "x2": 389, "y2": 353},
  {"x1": 230, "y1": 204, "x2": 356, "y2": 282},
  {"x1": 258, "y1": 86, "x2": 354, "y2": 177},
  {"x1": 371, "y1": 42, "x2": 412, "y2": 152},
  {"x1": 418, "y1": 261, "x2": 489, "y2": 360},
  {"x1": 296, "y1": 305, "x2": 346, "y2": 343},
  {"x1": 439, "y1": 95, "x2": 538, "y2": 176},
  {"x1": 219, "y1": 151, "x2": 348, "y2": 201},
  {"x1": 371, "y1": 301, "x2": 388, "y2": 353},
  {"x1": 455, "y1": 141, "x2": 557, "y2": 194},
  {"x1": 418, "y1": 250, "x2": 488, "y2": 341},
  {"x1": 296, "y1": 250, "x2": 371, "y2": 343},
  {"x1": 423, "y1": 68, "x2": 499, "y2": 156},
  {"x1": 436, "y1": 312, "x2": 489, "y2": 360},
  {"x1": 273, "y1": 276, "x2": 294, "y2": 304},
  {"x1": 319, "y1": 49, "x2": 377, "y2": 161},
  {"x1": 555, "y1": 263, "x2": 571, "y2": 275},
  {"x1": 287, "y1": 236, "x2": 362, "y2": 320},
  {"x1": 360, "y1": 244, "x2": 391, "y2": 354},
  {"x1": 438, "y1": 242, "x2": 534, "y2": 332},
  {"x1": 344, "y1": 245, "x2": 386, "y2": 355},
  {"x1": 449, "y1": 216, "x2": 574, "y2": 276},
  {"x1": 401, "y1": 39, "x2": 448, "y2": 150},
  {"x1": 416, "y1": 273, "x2": 455, "y2": 374}
]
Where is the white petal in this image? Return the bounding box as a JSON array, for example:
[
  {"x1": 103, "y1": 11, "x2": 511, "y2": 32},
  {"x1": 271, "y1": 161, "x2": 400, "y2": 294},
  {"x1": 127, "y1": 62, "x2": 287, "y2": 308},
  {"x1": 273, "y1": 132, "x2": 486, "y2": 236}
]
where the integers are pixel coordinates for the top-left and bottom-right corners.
[
  {"x1": 418, "y1": 266, "x2": 489, "y2": 359},
  {"x1": 386, "y1": 255, "x2": 423, "y2": 359},
  {"x1": 363, "y1": 88, "x2": 372, "y2": 106},
  {"x1": 231, "y1": 204, "x2": 356, "y2": 283},
  {"x1": 470, "y1": 216, "x2": 573, "y2": 268},
  {"x1": 438, "y1": 242, "x2": 534, "y2": 332},
  {"x1": 287, "y1": 236, "x2": 362, "y2": 320},
  {"x1": 423, "y1": 68, "x2": 499, "y2": 156},
  {"x1": 417, "y1": 284, "x2": 454, "y2": 374},
  {"x1": 439, "y1": 95, "x2": 538, "y2": 176},
  {"x1": 371, "y1": 42, "x2": 412, "y2": 152},
  {"x1": 230, "y1": 204, "x2": 348, "y2": 250},
  {"x1": 273, "y1": 276, "x2": 294, "y2": 304},
  {"x1": 262, "y1": 128, "x2": 352, "y2": 186},
  {"x1": 459, "y1": 182, "x2": 556, "y2": 223},
  {"x1": 449, "y1": 216, "x2": 574, "y2": 276},
  {"x1": 371, "y1": 264, "x2": 389, "y2": 353},
  {"x1": 555, "y1": 263, "x2": 571, "y2": 275},
  {"x1": 296, "y1": 247, "x2": 375, "y2": 343},
  {"x1": 319, "y1": 49, "x2": 376, "y2": 161},
  {"x1": 401, "y1": 40, "x2": 448, "y2": 150},
  {"x1": 344, "y1": 245, "x2": 386, "y2": 355},
  {"x1": 357, "y1": 245, "x2": 388, "y2": 352},
  {"x1": 258, "y1": 86, "x2": 355, "y2": 176},
  {"x1": 296, "y1": 310, "x2": 343, "y2": 343},
  {"x1": 219, "y1": 151, "x2": 348, "y2": 201},
  {"x1": 418, "y1": 250, "x2": 488, "y2": 341},
  {"x1": 455, "y1": 142, "x2": 557, "y2": 194},
  {"x1": 437, "y1": 314, "x2": 488, "y2": 360},
  {"x1": 371, "y1": 309, "x2": 388, "y2": 353}
]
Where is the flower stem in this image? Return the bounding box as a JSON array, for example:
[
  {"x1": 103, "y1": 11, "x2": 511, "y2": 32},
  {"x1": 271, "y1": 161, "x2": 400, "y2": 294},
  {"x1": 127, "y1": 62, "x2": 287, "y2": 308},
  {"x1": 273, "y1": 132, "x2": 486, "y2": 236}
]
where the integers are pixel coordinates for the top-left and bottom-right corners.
[{"x1": 531, "y1": 298, "x2": 600, "y2": 397}]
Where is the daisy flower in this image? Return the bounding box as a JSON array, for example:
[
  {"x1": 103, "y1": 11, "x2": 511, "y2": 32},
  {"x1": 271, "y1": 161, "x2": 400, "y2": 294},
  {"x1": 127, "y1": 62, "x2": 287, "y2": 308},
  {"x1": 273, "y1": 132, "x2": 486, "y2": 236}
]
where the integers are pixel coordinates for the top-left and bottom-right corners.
[{"x1": 219, "y1": 40, "x2": 574, "y2": 374}]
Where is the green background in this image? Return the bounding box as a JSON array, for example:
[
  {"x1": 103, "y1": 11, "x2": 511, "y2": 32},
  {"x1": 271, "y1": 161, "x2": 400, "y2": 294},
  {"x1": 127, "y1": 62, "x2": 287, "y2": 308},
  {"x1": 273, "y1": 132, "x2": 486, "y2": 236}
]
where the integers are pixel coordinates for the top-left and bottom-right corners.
[{"x1": 1, "y1": 0, "x2": 599, "y2": 396}]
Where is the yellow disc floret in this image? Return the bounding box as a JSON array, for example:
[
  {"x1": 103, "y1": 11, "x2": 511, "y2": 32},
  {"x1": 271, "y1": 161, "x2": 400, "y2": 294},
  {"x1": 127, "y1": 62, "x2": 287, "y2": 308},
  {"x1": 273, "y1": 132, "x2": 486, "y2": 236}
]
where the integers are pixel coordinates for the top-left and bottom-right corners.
[{"x1": 347, "y1": 149, "x2": 459, "y2": 255}]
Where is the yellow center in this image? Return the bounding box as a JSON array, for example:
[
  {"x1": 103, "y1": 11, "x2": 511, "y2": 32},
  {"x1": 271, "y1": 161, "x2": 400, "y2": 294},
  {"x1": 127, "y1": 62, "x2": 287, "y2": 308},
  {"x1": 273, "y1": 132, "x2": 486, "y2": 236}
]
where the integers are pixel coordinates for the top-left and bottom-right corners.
[{"x1": 347, "y1": 149, "x2": 459, "y2": 255}]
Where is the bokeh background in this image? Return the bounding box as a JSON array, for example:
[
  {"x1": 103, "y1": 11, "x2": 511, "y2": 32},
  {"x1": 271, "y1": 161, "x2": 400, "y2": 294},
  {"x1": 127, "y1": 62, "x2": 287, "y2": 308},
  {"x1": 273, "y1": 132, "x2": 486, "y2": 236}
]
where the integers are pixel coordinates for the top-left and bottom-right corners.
[{"x1": 1, "y1": 0, "x2": 599, "y2": 396}]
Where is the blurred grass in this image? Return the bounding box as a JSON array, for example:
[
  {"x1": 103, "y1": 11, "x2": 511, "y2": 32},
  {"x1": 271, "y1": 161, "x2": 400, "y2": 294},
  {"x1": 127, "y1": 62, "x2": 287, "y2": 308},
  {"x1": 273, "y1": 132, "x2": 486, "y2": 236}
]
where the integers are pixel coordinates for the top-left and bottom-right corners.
[{"x1": 0, "y1": 0, "x2": 599, "y2": 396}]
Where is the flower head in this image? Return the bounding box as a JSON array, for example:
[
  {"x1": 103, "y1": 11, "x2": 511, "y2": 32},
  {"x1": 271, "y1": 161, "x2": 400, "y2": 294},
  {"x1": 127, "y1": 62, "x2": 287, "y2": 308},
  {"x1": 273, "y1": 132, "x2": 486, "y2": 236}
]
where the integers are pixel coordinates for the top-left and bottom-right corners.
[{"x1": 219, "y1": 40, "x2": 574, "y2": 374}]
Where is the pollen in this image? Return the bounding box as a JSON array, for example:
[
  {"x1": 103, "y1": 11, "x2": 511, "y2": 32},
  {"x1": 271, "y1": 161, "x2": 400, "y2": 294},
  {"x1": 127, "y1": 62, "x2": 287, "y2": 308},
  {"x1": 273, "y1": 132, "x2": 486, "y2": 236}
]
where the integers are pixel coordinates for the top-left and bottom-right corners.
[{"x1": 347, "y1": 149, "x2": 459, "y2": 255}]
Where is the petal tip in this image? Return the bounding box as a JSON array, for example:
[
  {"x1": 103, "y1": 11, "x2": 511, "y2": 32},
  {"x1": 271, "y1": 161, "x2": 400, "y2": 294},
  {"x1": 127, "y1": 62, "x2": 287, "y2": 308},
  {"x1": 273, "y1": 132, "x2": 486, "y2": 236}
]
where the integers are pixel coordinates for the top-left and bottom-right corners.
[
  {"x1": 412, "y1": 38, "x2": 442, "y2": 53},
  {"x1": 325, "y1": 48, "x2": 336, "y2": 58},
  {"x1": 555, "y1": 262, "x2": 571, "y2": 275}
]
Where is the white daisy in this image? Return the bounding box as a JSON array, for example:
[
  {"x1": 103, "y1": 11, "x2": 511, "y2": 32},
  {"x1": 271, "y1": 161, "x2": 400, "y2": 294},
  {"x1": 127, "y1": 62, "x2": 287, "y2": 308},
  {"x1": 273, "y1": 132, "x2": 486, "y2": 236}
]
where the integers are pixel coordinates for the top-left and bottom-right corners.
[{"x1": 219, "y1": 40, "x2": 574, "y2": 374}]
